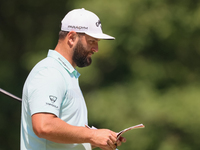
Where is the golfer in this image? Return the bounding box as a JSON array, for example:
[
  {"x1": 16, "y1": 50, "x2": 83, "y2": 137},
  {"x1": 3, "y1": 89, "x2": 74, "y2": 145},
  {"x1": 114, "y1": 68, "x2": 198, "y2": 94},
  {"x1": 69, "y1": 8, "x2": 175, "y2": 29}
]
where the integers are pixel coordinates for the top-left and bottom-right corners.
[{"x1": 20, "y1": 8, "x2": 126, "y2": 150}]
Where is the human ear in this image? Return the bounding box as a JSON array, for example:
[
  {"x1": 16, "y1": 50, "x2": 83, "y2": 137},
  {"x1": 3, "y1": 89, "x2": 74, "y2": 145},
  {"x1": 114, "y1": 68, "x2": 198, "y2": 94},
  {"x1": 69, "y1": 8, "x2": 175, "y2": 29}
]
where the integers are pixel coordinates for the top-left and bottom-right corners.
[{"x1": 67, "y1": 31, "x2": 78, "y2": 47}]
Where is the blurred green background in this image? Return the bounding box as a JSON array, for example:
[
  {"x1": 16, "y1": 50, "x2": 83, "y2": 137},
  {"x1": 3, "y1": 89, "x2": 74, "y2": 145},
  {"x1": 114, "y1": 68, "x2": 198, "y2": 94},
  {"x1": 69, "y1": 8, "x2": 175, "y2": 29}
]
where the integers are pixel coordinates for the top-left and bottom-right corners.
[{"x1": 1, "y1": 0, "x2": 200, "y2": 149}]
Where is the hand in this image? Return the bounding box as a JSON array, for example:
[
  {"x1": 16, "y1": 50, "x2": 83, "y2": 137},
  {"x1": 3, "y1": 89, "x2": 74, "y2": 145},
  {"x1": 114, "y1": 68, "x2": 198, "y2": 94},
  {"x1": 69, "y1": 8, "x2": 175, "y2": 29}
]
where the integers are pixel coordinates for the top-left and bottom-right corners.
[
  {"x1": 115, "y1": 136, "x2": 126, "y2": 147},
  {"x1": 90, "y1": 129, "x2": 118, "y2": 150}
]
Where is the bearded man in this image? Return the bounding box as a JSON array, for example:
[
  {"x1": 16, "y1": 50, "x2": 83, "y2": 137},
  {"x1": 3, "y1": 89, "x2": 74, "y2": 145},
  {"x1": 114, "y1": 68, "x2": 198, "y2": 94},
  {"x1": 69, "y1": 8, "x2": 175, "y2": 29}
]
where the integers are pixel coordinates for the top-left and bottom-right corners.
[{"x1": 20, "y1": 8, "x2": 125, "y2": 150}]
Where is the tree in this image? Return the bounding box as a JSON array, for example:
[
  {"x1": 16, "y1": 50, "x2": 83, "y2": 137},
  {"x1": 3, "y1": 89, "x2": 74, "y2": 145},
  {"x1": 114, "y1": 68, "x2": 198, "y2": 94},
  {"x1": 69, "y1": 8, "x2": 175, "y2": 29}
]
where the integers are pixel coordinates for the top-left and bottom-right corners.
[{"x1": 1, "y1": 0, "x2": 200, "y2": 149}]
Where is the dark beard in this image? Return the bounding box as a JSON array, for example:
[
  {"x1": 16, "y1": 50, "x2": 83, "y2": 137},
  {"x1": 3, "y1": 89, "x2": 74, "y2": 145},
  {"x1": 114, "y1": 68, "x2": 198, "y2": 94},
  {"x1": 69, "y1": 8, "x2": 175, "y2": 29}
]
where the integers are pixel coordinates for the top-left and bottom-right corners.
[{"x1": 72, "y1": 40, "x2": 92, "y2": 67}]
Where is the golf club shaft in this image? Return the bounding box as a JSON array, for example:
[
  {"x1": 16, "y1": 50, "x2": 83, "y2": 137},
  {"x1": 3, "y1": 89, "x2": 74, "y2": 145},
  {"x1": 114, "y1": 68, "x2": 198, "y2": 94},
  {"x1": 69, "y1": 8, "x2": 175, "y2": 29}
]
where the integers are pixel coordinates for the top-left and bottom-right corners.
[{"x1": 0, "y1": 88, "x2": 22, "y2": 102}]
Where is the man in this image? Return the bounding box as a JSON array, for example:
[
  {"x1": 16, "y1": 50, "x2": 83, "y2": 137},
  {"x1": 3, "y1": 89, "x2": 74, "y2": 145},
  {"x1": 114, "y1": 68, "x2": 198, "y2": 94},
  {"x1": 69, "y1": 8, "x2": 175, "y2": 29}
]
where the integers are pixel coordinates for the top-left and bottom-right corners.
[{"x1": 21, "y1": 8, "x2": 125, "y2": 150}]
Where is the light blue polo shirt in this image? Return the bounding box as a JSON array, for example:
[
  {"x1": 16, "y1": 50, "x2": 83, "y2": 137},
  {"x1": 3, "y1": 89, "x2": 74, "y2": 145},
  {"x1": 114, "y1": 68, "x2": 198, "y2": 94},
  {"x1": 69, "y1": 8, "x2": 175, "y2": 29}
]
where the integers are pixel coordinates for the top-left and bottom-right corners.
[{"x1": 20, "y1": 50, "x2": 91, "y2": 150}]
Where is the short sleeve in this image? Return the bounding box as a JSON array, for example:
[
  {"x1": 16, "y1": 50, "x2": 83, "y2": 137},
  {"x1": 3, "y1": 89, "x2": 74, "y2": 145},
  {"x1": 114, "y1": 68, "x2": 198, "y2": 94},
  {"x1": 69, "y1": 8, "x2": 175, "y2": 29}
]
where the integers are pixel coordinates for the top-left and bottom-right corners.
[{"x1": 28, "y1": 67, "x2": 67, "y2": 117}]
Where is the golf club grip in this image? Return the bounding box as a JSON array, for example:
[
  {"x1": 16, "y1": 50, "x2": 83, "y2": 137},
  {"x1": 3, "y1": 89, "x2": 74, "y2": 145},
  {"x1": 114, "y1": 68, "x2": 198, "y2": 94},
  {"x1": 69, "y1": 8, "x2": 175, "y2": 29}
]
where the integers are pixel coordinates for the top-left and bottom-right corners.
[{"x1": 0, "y1": 88, "x2": 22, "y2": 102}]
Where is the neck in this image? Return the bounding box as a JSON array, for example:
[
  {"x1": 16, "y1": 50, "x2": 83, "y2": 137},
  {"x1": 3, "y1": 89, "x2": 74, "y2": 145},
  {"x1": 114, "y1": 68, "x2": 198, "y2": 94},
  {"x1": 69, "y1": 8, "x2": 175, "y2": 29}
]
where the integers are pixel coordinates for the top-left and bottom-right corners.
[{"x1": 54, "y1": 40, "x2": 77, "y2": 68}]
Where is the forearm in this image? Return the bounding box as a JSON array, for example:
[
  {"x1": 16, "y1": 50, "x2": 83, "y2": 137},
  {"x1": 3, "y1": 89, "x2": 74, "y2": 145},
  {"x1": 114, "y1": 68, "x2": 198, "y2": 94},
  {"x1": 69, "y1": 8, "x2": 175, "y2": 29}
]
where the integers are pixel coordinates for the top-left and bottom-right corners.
[
  {"x1": 32, "y1": 113, "x2": 94, "y2": 144},
  {"x1": 32, "y1": 113, "x2": 120, "y2": 149}
]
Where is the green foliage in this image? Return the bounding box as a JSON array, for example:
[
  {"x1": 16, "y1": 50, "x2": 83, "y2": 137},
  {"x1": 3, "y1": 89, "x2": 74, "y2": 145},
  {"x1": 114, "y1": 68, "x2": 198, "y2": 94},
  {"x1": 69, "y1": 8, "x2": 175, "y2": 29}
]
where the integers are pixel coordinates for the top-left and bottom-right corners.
[
  {"x1": 75, "y1": 0, "x2": 200, "y2": 149},
  {"x1": 1, "y1": 0, "x2": 200, "y2": 149},
  {"x1": 85, "y1": 82, "x2": 200, "y2": 150}
]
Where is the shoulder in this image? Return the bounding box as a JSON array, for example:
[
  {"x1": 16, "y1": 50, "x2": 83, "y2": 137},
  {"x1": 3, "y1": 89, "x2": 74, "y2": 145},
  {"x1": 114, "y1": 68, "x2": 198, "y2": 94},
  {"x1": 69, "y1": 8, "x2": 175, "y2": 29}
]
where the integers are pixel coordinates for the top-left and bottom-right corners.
[{"x1": 28, "y1": 57, "x2": 67, "y2": 80}]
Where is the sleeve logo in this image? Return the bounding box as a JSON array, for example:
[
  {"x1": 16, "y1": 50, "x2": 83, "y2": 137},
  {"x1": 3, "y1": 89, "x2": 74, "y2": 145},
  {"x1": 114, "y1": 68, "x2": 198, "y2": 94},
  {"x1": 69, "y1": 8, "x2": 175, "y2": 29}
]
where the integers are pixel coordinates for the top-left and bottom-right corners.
[{"x1": 49, "y1": 95, "x2": 57, "y2": 103}]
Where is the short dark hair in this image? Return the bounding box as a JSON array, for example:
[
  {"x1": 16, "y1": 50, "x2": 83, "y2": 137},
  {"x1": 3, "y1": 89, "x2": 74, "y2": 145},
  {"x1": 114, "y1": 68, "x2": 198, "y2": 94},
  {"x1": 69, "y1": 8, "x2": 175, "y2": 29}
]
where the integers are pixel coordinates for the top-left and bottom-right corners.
[
  {"x1": 58, "y1": 31, "x2": 69, "y2": 40},
  {"x1": 58, "y1": 31, "x2": 86, "y2": 41}
]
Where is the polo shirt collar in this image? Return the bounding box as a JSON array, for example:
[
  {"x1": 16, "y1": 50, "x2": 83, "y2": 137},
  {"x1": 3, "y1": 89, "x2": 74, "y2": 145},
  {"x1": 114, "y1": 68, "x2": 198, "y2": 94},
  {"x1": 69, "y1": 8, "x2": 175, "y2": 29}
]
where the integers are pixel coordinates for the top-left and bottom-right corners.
[{"x1": 47, "y1": 50, "x2": 80, "y2": 78}]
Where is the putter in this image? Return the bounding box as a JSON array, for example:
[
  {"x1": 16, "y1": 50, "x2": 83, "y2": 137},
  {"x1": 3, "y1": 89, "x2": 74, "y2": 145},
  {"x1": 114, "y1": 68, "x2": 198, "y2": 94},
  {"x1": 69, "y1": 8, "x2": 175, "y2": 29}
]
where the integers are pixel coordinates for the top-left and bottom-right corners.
[{"x1": 0, "y1": 88, "x2": 22, "y2": 102}]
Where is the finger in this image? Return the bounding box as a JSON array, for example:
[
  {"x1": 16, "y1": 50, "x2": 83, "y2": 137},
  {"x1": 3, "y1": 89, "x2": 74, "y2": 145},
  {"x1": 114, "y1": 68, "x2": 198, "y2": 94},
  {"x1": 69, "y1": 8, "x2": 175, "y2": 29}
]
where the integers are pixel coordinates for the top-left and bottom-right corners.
[
  {"x1": 116, "y1": 140, "x2": 121, "y2": 147},
  {"x1": 115, "y1": 142, "x2": 118, "y2": 148},
  {"x1": 109, "y1": 135, "x2": 118, "y2": 147},
  {"x1": 107, "y1": 139, "x2": 117, "y2": 150},
  {"x1": 115, "y1": 136, "x2": 126, "y2": 148},
  {"x1": 118, "y1": 136, "x2": 126, "y2": 143},
  {"x1": 111, "y1": 131, "x2": 118, "y2": 138},
  {"x1": 109, "y1": 132, "x2": 118, "y2": 148}
]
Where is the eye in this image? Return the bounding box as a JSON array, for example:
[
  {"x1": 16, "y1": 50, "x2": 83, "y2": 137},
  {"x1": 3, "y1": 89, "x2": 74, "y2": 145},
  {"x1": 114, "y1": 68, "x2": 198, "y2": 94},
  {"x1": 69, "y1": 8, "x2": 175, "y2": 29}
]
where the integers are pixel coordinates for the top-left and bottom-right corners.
[{"x1": 89, "y1": 40, "x2": 95, "y2": 44}]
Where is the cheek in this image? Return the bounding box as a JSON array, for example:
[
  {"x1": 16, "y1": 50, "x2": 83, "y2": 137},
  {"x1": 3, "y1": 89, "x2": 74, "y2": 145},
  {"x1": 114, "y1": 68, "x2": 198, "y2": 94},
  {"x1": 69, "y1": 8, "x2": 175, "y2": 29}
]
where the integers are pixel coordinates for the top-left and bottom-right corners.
[{"x1": 84, "y1": 46, "x2": 91, "y2": 53}]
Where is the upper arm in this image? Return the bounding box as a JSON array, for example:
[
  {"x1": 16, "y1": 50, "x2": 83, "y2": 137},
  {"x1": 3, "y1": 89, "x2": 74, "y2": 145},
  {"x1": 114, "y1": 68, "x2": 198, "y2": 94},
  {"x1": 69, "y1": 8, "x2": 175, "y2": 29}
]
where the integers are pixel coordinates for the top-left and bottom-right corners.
[
  {"x1": 28, "y1": 68, "x2": 67, "y2": 117},
  {"x1": 32, "y1": 113, "x2": 57, "y2": 138}
]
